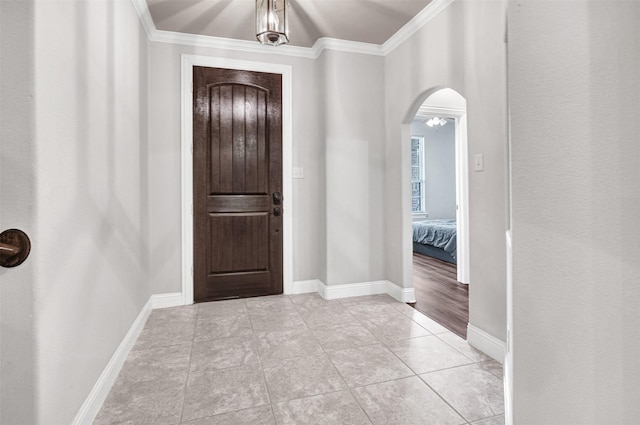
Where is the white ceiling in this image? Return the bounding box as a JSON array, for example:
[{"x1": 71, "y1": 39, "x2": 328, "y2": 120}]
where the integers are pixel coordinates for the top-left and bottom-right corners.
[{"x1": 145, "y1": 0, "x2": 434, "y2": 48}]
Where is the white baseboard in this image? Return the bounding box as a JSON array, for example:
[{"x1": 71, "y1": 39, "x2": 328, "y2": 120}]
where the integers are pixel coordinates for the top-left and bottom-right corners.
[
  {"x1": 504, "y1": 355, "x2": 513, "y2": 425},
  {"x1": 318, "y1": 280, "x2": 388, "y2": 300},
  {"x1": 71, "y1": 298, "x2": 153, "y2": 425},
  {"x1": 467, "y1": 323, "x2": 506, "y2": 364},
  {"x1": 314, "y1": 279, "x2": 415, "y2": 303},
  {"x1": 386, "y1": 281, "x2": 416, "y2": 303},
  {"x1": 150, "y1": 292, "x2": 184, "y2": 309},
  {"x1": 291, "y1": 279, "x2": 321, "y2": 294}
]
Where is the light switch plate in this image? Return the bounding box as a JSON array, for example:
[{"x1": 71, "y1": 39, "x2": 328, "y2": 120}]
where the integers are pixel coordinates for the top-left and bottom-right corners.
[
  {"x1": 293, "y1": 167, "x2": 304, "y2": 179},
  {"x1": 474, "y1": 154, "x2": 484, "y2": 172}
]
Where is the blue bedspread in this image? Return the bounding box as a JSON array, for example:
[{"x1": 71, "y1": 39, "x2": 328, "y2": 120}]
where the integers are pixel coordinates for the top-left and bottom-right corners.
[{"x1": 412, "y1": 219, "x2": 457, "y2": 260}]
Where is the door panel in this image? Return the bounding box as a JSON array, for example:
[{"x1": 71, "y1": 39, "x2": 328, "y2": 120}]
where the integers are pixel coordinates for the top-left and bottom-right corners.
[
  {"x1": 194, "y1": 67, "x2": 283, "y2": 302},
  {"x1": 207, "y1": 213, "x2": 269, "y2": 273}
]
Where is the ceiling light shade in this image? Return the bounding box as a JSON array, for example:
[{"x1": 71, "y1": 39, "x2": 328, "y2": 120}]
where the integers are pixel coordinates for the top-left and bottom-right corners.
[
  {"x1": 426, "y1": 116, "x2": 448, "y2": 127},
  {"x1": 256, "y1": 0, "x2": 289, "y2": 46}
]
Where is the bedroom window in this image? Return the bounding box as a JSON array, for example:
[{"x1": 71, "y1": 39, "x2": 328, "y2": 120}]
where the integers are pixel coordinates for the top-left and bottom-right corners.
[{"x1": 411, "y1": 136, "x2": 426, "y2": 213}]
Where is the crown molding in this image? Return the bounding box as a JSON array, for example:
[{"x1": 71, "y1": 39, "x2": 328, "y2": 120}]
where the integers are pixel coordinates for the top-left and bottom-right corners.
[
  {"x1": 130, "y1": 0, "x2": 452, "y2": 58},
  {"x1": 382, "y1": 0, "x2": 456, "y2": 55},
  {"x1": 314, "y1": 37, "x2": 385, "y2": 57},
  {"x1": 151, "y1": 29, "x2": 319, "y2": 59},
  {"x1": 417, "y1": 105, "x2": 467, "y2": 117}
]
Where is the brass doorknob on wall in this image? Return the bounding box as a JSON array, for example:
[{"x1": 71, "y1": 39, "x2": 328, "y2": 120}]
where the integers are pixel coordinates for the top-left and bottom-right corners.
[{"x1": 0, "y1": 229, "x2": 31, "y2": 268}]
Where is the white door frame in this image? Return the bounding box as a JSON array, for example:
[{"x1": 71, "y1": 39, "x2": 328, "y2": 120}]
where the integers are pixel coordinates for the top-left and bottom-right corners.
[
  {"x1": 180, "y1": 54, "x2": 294, "y2": 305},
  {"x1": 410, "y1": 105, "x2": 470, "y2": 284}
]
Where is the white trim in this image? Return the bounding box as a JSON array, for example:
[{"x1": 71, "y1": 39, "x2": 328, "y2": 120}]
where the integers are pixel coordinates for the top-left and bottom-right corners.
[
  {"x1": 318, "y1": 280, "x2": 387, "y2": 300},
  {"x1": 455, "y1": 114, "x2": 470, "y2": 284},
  {"x1": 315, "y1": 280, "x2": 415, "y2": 303},
  {"x1": 410, "y1": 105, "x2": 470, "y2": 285},
  {"x1": 152, "y1": 29, "x2": 319, "y2": 59},
  {"x1": 314, "y1": 37, "x2": 385, "y2": 57},
  {"x1": 382, "y1": 0, "x2": 456, "y2": 54},
  {"x1": 129, "y1": 0, "x2": 155, "y2": 38},
  {"x1": 130, "y1": 0, "x2": 451, "y2": 58},
  {"x1": 291, "y1": 279, "x2": 322, "y2": 294},
  {"x1": 71, "y1": 298, "x2": 153, "y2": 425},
  {"x1": 386, "y1": 281, "x2": 417, "y2": 303},
  {"x1": 150, "y1": 292, "x2": 184, "y2": 309},
  {"x1": 505, "y1": 230, "x2": 513, "y2": 425},
  {"x1": 401, "y1": 124, "x2": 415, "y2": 291},
  {"x1": 466, "y1": 323, "x2": 506, "y2": 364},
  {"x1": 181, "y1": 55, "x2": 294, "y2": 305},
  {"x1": 415, "y1": 105, "x2": 467, "y2": 119}
]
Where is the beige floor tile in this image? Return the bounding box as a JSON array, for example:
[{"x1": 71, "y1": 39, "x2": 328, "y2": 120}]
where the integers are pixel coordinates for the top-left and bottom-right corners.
[
  {"x1": 182, "y1": 405, "x2": 276, "y2": 425},
  {"x1": 274, "y1": 390, "x2": 372, "y2": 425},
  {"x1": 420, "y1": 363, "x2": 504, "y2": 422},
  {"x1": 344, "y1": 303, "x2": 404, "y2": 322},
  {"x1": 352, "y1": 376, "x2": 466, "y2": 425},
  {"x1": 360, "y1": 313, "x2": 431, "y2": 343},
  {"x1": 254, "y1": 327, "x2": 323, "y2": 361},
  {"x1": 189, "y1": 336, "x2": 259, "y2": 373},
  {"x1": 263, "y1": 354, "x2": 346, "y2": 402},
  {"x1": 246, "y1": 295, "x2": 295, "y2": 310},
  {"x1": 401, "y1": 309, "x2": 450, "y2": 334},
  {"x1": 387, "y1": 335, "x2": 473, "y2": 374},
  {"x1": 472, "y1": 414, "x2": 505, "y2": 425},
  {"x1": 96, "y1": 295, "x2": 502, "y2": 425},
  {"x1": 93, "y1": 376, "x2": 186, "y2": 425},
  {"x1": 312, "y1": 324, "x2": 379, "y2": 352},
  {"x1": 299, "y1": 304, "x2": 359, "y2": 329},
  {"x1": 194, "y1": 314, "x2": 253, "y2": 342},
  {"x1": 248, "y1": 310, "x2": 307, "y2": 333},
  {"x1": 132, "y1": 320, "x2": 195, "y2": 351},
  {"x1": 198, "y1": 299, "x2": 248, "y2": 318},
  {"x1": 182, "y1": 364, "x2": 269, "y2": 422},
  {"x1": 437, "y1": 332, "x2": 493, "y2": 362},
  {"x1": 476, "y1": 359, "x2": 504, "y2": 380},
  {"x1": 328, "y1": 344, "x2": 413, "y2": 387},
  {"x1": 116, "y1": 343, "x2": 191, "y2": 386}
]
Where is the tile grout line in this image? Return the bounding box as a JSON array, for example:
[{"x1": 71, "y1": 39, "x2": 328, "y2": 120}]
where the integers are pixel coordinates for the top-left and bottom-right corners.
[{"x1": 177, "y1": 307, "x2": 199, "y2": 424}]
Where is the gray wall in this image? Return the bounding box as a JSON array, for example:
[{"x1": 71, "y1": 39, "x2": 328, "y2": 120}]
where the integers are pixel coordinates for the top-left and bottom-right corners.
[
  {"x1": 0, "y1": 1, "x2": 36, "y2": 423},
  {"x1": 147, "y1": 42, "x2": 327, "y2": 292},
  {"x1": 322, "y1": 50, "x2": 386, "y2": 285},
  {"x1": 411, "y1": 119, "x2": 456, "y2": 219},
  {"x1": 384, "y1": 0, "x2": 508, "y2": 340},
  {"x1": 1, "y1": 1, "x2": 150, "y2": 423},
  {"x1": 0, "y1": 1, "x2": 512, "y2": 422},
  {"x1": 146, "y1": 44, "x2": 388, "y2": 291},
  {"x1": 509, "y1": 1, "x2": 640, "y2": 423}
]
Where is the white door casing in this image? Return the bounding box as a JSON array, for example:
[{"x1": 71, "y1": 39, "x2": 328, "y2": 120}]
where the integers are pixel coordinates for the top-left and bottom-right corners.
[{"x1": 180, "y1": 54, "x2": 293, "y2": 304}]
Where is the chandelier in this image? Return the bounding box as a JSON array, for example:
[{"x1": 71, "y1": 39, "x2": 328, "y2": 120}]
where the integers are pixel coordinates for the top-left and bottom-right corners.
[
  {"x1": 426, "y1": 117, "x2": 448, "y2": 127},
  {"x1": 256, "y1": 0, "x2": 289, "y2": 46}
]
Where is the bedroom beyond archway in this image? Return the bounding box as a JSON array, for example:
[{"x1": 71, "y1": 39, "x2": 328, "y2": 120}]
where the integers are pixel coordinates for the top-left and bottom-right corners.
[{"x1": 407, "y1": 88, "x2": 469, "y2": 338}]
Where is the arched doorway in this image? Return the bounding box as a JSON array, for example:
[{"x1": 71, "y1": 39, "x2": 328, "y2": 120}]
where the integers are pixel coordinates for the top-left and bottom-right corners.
[{"x1": 404, "y1": 88, "x2": 470, "y2": 337}]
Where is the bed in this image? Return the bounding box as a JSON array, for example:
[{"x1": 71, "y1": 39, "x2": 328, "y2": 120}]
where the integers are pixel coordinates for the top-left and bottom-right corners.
[{"x1": 412, "y1": 219, "x2": 457, "y2": 264}]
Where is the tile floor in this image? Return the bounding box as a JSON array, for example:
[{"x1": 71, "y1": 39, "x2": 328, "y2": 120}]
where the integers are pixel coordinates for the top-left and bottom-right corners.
[{"x1": 93, "y1": 293, "x2": 504, "y2": 425}]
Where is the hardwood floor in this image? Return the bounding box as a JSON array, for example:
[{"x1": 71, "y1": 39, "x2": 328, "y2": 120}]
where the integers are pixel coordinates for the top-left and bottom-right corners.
[{"x1": 411, "y1": 252, "x2": 469, "y2": 339}]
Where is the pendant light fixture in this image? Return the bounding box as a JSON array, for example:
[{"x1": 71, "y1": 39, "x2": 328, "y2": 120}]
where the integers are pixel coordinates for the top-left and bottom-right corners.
[
  {"x1": 426, "y1": 116, "x2": 448, "y2": 127},
  {"x1": 256, "y1": 0, "x2": 289, "y2": 46}
]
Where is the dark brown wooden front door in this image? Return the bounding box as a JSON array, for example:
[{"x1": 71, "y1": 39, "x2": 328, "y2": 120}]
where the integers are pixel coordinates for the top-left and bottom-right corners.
[{"x1": 193, "y1": 66, "x2": 283, "y2": 302}]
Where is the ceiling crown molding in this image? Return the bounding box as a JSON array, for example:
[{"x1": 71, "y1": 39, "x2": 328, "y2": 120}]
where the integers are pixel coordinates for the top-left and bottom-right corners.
[
  {"x1": 130, "y1": 0, "x2": 453, "y2": 58},
  {"x1": 382, "y1": 0, "x2": 455, "y2": 55}
]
